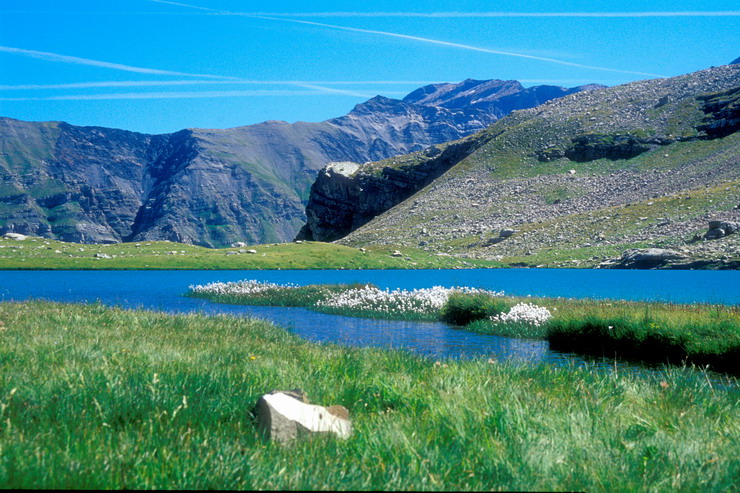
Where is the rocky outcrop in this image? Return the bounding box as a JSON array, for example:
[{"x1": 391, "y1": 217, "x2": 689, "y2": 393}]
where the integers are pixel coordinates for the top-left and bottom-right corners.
[
  {"x1": 564, "y1": 134, "x2": 654, "y2": 162},
  {"x1": 0, "y1": 79, "x2": 598, "y2": 247},
  {"x1": 602, "y1": 248, "x2": 687, "y2": 269},
  {"x1": 297, "y1": 137, "x2": 484, "y2": 241},
  {"x1": 697, "y1": 86, "x2": 740, "y2": 138},
  {"x1": 703, "y1": 220, "x2": 739, "y2": 240}
]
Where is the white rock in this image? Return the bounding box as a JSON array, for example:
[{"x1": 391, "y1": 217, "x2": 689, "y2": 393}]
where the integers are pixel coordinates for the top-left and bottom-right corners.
[
  {"x1": 256, "y1": 392, "x2": 352, "y2": 444},
  {"x1": 3, "y1": 233, "x2": 27, "y2": 241},
  {"x1": 246, "y1": 249, "x2": 257, "y2": 254}
]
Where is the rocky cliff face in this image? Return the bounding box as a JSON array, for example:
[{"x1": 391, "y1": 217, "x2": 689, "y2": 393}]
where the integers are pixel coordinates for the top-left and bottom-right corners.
[
  {"x1": 0, "y1": 79, "x2": 599, "y2": 247},
  {"x1": 297, "y1": 137, "x2": 486, "y2": 241},
  {"x1": 304, "y1": 64, "x2": 740, "y2": 268}
]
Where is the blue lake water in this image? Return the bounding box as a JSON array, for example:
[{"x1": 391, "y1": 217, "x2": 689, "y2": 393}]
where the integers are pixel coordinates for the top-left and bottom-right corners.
[{"x1": 0, "y1": 269, "x2": 737, "y2": 374}]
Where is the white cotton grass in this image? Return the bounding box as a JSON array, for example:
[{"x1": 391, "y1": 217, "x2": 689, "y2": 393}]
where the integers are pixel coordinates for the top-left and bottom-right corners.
[
  {"x1": 189, "y1": 280, "x2": 505, "y2": 317},
  {"x1": 315, "y1": 285, "x2": 503, "y2": 316},
  {"x1": 188, "y1": 279, "x2": 294, "y2": 295},
  {"x1": 489, "y1": 302, "x2": 552, "y2": 327}
]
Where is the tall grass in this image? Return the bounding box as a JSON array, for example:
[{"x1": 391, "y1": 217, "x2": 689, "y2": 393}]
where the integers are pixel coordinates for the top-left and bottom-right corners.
[
  {"x1": 439, "y1": 292, "x2": 510, "y2": 325},
  {"x1": 0, "y1": 301, "x2": 737, "y2": 490},
  {"x1": 547, "y1": 312, "x2": 740, "y2": 374}
]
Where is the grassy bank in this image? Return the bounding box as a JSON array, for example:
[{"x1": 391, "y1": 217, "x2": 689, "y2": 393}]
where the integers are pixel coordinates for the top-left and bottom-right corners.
[
  {"x1": 481, "y1": 297, "x2": 740, "y2": 375},
  {"x1": 0, "y1": 302, "x2": 737, "y2": 490},
  {"x1": 0, "y1": 236, "x2": 502, "y2": 270},
  {"x1": 188, "y1": 282, "x2": 740, "y2": 374}
]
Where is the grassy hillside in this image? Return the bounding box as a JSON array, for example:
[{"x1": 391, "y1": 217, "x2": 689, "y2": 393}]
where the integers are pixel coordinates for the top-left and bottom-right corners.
[{"x1": 337, "y1": 65, "x2": 740, "y2": 267}]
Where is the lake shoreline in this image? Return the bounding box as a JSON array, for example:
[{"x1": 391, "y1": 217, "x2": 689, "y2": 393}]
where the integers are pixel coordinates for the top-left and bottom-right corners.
[
  {"x1": 2, "y1": 235, "x2": 737, "y2": 270},
  {"x1": 188, "y1": 281, "x2": 740, "y2": 376}
]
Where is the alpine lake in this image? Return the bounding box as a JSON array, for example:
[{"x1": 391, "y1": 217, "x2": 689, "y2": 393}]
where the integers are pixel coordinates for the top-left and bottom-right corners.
[{"x1": 1, "y1": 268, "x2": 737, "y2": 375}]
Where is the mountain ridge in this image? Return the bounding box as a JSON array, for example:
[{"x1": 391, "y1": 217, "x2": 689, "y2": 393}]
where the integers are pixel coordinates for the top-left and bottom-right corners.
[{"x1": 0, "y1": 79, "x2": 600, "y2": 246}]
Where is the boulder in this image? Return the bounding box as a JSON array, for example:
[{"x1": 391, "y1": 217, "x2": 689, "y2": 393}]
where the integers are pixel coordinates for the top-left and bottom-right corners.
[
  {"x1": 3, "y1": 233, "x2": 27, "y2": 241},
  {"x1": 609, "y1": 248, "x2": 687, "y2": 269},
  {"x1": 391, "y1": 250, "x2": 403, "y2": 257},
  {"x1": 704, "y1": 220, "x2": 739, "y2": 240},
  {"x1": 231, "y1": 242, "x2": 247, "y2": 248},
  {"x1": 499, "y1": 229, "x2": 519, "y2": 238},
  {"x1": 255, "y1": 390, "x2": 352, "y2": 444},
  {"x1": 484, "y1": 236, "x2": 505, "y2": 246}
]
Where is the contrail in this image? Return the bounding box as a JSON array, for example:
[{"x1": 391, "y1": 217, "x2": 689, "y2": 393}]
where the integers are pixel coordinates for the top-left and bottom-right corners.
[
  {"x1": 0, "y1": 45, "x2": 238, "y2": 79},
  {"x1": 0, "y1": 80, "x2": 436, "y2": 91},
  {"x1": 250, "y1": 15, "x2": 666, "y2": 77},
  {"x1": 148, "y1": 1, "x2": 666, "y2": 77},
  {"x1": 212, "y1": 11, "x2": 740, "y2": 18},
  {"x1": 0, "y1": 89, "x2": 381, "y2": 101},
  {"x1": 148, "y1": 0, "x2": 217, "y2": 12},
  {"x1": 0, "y1": 46, "x2": 379, "y2": 97}
]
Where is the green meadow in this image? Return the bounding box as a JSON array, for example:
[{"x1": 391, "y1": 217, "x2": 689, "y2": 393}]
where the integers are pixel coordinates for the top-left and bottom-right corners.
[
  {"x1": 0, "y1": 236, "x2": 501, "y2": 270},
  {"x1": 0, "y1": 302, "x2": 737, "y2": 490}
]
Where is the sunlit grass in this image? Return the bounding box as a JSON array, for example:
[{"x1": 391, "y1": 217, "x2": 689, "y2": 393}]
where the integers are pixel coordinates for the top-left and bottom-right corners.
[
  {"x1": 0, "y1": 237, "x2": 502, "y2": 270},
  {"x1": 0, "y1": 301, "x2": 737, "y2": 490}
]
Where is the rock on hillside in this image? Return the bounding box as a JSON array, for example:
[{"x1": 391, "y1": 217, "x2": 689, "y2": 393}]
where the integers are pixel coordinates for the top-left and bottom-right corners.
[
  {"x1": 305, "y1": 64, "x2": 740, "y2": 269},
  {"x1": 0, "y1": 80, "x2": 598, "y2": 247}
]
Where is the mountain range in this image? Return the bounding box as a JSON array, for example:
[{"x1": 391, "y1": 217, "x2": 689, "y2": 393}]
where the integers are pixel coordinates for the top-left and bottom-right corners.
[
  {"x1": 0, "y1": 79, "x2": 599, "y2": 246},
  {"x1": 304, "y1": 63, "x2": 739, "y2": 268}
]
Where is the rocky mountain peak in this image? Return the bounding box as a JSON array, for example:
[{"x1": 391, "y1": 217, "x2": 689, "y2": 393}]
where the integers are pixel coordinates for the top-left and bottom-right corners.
[
  {"x1": 348, "y1": 95, "x2": 404, "y2": 114},
  {"x1": 403, "y1": 79, "x2": 524, "y2": 108}
]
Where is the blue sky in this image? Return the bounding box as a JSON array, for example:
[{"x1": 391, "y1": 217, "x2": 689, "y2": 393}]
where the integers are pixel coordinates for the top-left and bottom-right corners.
[{"x1": 1, "y1": 0, "x2": 738, "y2": 134}]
